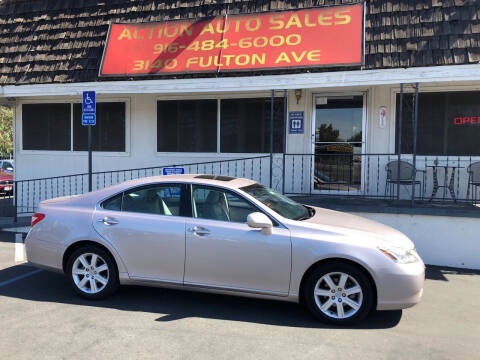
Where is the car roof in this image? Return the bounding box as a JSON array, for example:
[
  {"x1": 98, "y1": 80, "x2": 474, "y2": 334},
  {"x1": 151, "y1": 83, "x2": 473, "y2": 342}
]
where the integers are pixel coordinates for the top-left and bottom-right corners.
[
  {"x1": 121, "y1": 174, "x2": 257, "y2": 189},
  {"x1": 70, "y1": 174, "x2": 259, "y2": 206}
]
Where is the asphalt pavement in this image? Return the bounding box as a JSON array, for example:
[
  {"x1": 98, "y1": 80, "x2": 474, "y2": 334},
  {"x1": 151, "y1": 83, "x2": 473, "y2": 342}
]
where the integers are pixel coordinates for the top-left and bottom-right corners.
[{"x1": 1, "y1": 230, "x2": 479, "y2": 360}]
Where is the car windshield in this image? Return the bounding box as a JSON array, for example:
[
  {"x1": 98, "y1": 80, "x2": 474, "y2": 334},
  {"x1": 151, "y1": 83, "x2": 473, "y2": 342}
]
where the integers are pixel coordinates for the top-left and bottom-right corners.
[{"x1": 240, "y1": 183, "x2": 313, "y2": 220}]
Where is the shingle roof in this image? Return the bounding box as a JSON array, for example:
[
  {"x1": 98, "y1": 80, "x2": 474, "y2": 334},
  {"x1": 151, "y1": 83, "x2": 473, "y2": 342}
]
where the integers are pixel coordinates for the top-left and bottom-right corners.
[{"x1": 1, "y1": 0, "x2": 479, "y2": 85}]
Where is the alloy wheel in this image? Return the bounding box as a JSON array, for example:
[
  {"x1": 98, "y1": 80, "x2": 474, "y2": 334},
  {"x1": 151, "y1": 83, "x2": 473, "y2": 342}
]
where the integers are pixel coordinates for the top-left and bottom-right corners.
[
  {"x1": 72, "y1": 253, "x2": 110, "y2": 294},
  {"x1": 313, "y1": 272, "x2": 363, "y2": 319}
]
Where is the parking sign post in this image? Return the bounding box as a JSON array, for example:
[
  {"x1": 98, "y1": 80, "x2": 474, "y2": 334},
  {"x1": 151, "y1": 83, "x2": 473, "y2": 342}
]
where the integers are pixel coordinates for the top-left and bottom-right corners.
[{"x1": 82, "y1": 91, "x2": 96, "y2": 192}]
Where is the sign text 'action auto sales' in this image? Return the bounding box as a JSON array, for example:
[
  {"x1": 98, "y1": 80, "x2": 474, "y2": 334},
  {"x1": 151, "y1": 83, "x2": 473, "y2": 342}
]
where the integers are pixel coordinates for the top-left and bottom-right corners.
[{"x1": 100, "y1": 4, "x2": 364, "y2": 76}]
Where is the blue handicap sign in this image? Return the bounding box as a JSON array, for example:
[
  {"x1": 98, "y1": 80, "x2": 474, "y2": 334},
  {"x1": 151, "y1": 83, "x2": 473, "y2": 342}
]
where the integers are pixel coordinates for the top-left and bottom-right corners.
[
  {"x1": 82, "y1": 113, "x2": 96, "y2": 126},
  {"x1": 289, "y1": 111, "x2": 304, "y2": 134},
  {"x1": 83, "y1": 91, "x2": 96, "y2": 113},
  {"x1": 162, "y1": 167, "x2": 185, "y2": 175}
]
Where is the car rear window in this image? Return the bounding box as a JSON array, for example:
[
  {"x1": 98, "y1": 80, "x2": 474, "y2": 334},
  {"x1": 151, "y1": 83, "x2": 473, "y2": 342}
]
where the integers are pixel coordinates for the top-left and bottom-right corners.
[{"x1": 102, "y1": 193, "x2": 122, "y2": 211}]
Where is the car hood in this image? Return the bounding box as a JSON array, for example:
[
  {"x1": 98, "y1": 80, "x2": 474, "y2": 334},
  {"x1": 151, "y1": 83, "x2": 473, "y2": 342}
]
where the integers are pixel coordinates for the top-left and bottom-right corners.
[{"x1": 295, "y1": 206, "x2": 414, "y2": 249}]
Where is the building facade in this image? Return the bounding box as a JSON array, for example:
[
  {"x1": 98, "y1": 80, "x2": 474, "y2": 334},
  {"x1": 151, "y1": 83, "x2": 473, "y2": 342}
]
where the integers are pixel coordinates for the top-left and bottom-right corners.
[{"x1": 1, "y1": 0, "x2": 480, "y2": 268}]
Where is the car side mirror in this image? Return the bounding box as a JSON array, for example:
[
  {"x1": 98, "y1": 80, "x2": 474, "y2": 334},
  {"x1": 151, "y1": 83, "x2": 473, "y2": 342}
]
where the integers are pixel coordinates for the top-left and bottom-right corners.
[{"x1": 247, "y1": 212, "x2": 273, "y2": 235}]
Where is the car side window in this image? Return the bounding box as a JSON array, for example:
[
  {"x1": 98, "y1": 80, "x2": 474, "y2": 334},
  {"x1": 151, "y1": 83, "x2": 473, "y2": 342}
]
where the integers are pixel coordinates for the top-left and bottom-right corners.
[
  {"x1": 122, "y1": 184, "x2": 182, "y2": 216},
  {"x1": 102, "y1": 193, "x2": 122, "y2": 211},
  {"x1": 192, "y1": 185, "x2": 258, "y2": 223}
]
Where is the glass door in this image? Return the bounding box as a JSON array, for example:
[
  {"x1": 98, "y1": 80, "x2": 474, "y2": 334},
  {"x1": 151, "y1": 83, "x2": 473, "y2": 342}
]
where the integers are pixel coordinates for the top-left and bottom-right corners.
[{"x1": 313, "y1": 95, "x2": 365, "y2": 193}]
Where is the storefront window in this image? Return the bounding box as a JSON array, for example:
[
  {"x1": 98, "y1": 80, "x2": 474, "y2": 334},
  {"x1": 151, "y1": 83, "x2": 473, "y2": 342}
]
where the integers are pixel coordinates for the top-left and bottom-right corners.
[
  {"x1": 220, "y1": 98, "x2": 284, "y2": 153},
  {"x1": 396, "y1": 91, "x2": 480, "y2": 156},
  {"x1": 73, "y1": 102, "x2": 126, "y2": 152},
  {"x1": 157, "y1": 98, "x2": 284, "y2": 154},
  {"x1": 22, "y1": 103, "x2": 71, "y2": 151},
  {"x1": 157, "y1": 100, "x2": 217, "y2": 152}
]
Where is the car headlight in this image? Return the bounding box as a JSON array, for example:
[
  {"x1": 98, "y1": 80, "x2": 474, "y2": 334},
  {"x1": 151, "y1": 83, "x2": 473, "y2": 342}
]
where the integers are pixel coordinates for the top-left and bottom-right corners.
[{"x1": 378, "y1": 246, "x2": 420, "y2": 264}]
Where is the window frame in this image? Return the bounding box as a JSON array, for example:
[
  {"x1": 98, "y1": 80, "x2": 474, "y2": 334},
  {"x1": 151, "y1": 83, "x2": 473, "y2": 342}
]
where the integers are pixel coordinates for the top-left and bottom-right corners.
[
  {"x1": 100, "y1": 182, "x2": 191, "y2": 218},
  {"x1": 390, "y1": 85, "x2": 480, "y2": 157},
  {"x1": 394, "y1": 90, "x2": 480, "y2": 156},
  {"x1": 18, "y1": 97, "x2": 130, "y2": 156},
  {"x1": 190, "y1": 183, "x2": 279, "y2": 226},
  {"x1": 21, "y1": 102, "x2": 72, "y2": 152},
  {"x1": 72, "y1": 101, "x2": 127, "y2": 153},
  {"x1": 155, "y1": 93, "x2": 286, "y2": 157}
]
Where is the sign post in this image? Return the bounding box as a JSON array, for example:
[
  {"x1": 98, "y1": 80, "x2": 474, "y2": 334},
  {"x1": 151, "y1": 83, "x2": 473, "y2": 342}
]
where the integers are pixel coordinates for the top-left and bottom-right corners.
[{"x1": 82, "y1": 91, "x2": 96, "y2": 192}]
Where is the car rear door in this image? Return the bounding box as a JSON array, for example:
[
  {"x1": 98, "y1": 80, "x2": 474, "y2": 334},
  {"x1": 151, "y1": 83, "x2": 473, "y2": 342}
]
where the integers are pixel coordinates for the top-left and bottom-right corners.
[
  {"x1": 93, "y1": 183, "x2": 188, "y2": 283},
  {"x1": 184, "y1": 185, "x2": 291, "y2": 295}
]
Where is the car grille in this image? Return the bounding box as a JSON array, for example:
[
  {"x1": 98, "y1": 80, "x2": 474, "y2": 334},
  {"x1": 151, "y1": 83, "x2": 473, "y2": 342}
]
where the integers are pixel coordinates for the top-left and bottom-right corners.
[{"x1": 0, "y1": 180, "x2": 13, "y2": 185}]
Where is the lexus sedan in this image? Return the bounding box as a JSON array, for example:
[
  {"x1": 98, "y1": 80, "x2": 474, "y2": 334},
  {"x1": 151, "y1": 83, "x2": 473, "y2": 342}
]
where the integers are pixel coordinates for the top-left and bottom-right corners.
[{"x1": 25, "y1": 174, "x2": 425, "y2": 325}]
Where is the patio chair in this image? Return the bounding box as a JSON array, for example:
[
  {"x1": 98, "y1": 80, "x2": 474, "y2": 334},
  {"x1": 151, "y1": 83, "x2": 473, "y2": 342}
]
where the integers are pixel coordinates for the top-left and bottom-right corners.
[
  {"x1": 385, "y1": 160, "x2": 425, "y2": 199},
  {"x1": 467, "y1": 162, "x2": 480, "y2": 203}
]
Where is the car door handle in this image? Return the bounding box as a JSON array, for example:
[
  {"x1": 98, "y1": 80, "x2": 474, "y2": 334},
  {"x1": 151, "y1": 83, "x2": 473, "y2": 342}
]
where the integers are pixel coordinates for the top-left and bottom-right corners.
[
  {"x1": 188, "y1": 226, "x2": 210, "y2": 236},
  {"x1": 98, "y1": 217, "x2": 119, "y2": 226}
]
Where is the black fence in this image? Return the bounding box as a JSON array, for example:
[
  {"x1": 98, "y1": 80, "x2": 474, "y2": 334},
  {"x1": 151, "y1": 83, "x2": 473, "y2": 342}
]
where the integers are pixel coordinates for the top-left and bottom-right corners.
[
  {"x1": 283, "y1": 153, "x2": 480, "y2": 204},
  {"x1": 12, "y1": 155, "x2": 271, "y2": 217},
  {"x1": 5, "y1": 152, "x2": 480, "y2": 219}
]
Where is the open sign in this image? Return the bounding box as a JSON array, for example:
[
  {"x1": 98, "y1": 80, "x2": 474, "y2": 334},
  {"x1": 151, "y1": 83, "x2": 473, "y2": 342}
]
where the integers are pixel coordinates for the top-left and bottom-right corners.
[{"x1": 453, "y1": 116, "x2": 480, "y2": 125}]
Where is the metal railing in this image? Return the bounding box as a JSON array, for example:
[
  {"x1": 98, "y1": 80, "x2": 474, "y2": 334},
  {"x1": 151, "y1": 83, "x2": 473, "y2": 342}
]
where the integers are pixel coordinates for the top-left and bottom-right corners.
[
  {"x1": 283, "y1": 153, "x2": 480, "y2": 203},
  {"x1": 9, "y1": 152, "x2": 480, "y2": 219},
  {"x1": 13, "y1": 155, "x2": 271, "y2": 216}
]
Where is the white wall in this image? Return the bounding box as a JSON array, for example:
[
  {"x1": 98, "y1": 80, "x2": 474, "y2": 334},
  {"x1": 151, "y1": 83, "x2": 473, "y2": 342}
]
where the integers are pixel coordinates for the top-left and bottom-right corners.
[
  {"x1": 354, "y1": 212, "x2": 480, "y2": 270},
  {"x1": 14, "y1": 81, "x2": 480, "y2": 196},
  {"x1": 14, "y1": 92, "x2": 289, "y2": 181}
]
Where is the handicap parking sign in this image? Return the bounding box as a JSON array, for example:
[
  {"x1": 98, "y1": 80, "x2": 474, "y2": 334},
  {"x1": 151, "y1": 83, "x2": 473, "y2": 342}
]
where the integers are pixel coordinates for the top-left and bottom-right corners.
[
  {"x1": 82, "y1": 91, "x2": 96, "y2": 113},
  {"x1": 82, "y1": 113, "x2": 96, "y2": 126}
]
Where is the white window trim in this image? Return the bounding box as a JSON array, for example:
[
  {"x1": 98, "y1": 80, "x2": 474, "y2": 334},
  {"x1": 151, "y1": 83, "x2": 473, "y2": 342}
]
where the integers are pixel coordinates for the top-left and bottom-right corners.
[
  {"x1": 18, "y1": 97, "x2": 131, "y2": 157},
  {"x1": 155, "y1": 93, "x2": 286, "y2": 156}
]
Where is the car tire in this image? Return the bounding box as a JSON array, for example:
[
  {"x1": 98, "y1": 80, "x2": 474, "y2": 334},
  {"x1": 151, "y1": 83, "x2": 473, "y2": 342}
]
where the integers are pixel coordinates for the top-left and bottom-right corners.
[
  {"x1": 67, "y1": 246, "x2": 119, "y2": 300},
  {"x1": 303, "y1": 261, "x2": 374, "y2": 325}
]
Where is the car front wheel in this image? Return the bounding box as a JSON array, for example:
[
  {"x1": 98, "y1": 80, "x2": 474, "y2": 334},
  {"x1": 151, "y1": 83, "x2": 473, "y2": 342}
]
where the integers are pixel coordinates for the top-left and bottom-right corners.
[
  {"x1": 67, "y1": 246, "x2": 119, "y2": 299},
  {"x1": 304, "y1": 262, "x2": 374, "y2": 325}
]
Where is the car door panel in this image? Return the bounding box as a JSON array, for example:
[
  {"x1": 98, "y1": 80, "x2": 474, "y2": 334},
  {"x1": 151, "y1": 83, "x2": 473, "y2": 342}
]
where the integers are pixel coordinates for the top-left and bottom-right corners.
[
  {"x1": 92, "y1": 183, "x2": 188, "y2": 283},
  {"x1": 184, "y1": 218, "x2": 291, "y2": 295},
  {"x1": 93, "y1": 209, "x2": 186, "y2": 282}
]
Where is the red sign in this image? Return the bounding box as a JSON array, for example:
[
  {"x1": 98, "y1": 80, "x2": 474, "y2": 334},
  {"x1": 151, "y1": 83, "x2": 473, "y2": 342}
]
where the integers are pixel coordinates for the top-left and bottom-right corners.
[
  {"x1": 453, "y1": 116, "x2": 480, "y2": 125},
  {"x1": 99, "y1": 4, "x2": 364, "y2": 76}
]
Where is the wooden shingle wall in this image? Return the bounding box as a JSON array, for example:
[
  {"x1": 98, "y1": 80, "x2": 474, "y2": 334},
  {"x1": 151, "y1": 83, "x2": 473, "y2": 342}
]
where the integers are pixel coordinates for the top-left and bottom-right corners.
[{"x1": 0, "y1": 0, "x2": 479, "y2": 85}]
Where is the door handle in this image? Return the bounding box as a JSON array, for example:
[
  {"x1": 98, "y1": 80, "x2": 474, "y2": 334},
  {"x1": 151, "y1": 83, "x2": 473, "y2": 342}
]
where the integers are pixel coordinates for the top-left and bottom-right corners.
[
  {"x1": 188, "y1": 226, "x2": 210, "y2": 236},
  {"x1": 98, "y1": 217, "x2": 119, "y2": 226}
]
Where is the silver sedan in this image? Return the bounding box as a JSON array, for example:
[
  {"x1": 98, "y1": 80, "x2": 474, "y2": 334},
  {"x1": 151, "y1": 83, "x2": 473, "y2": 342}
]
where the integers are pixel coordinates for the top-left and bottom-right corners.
[{"x1": 25, "y1": 175, "x2": 425, "y2": 325}]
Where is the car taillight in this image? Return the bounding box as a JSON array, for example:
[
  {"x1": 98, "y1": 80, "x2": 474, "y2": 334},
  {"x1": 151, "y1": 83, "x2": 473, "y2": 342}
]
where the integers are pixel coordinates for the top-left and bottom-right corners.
[{"x1": 31, "y1": 213, "x2": 45, "y2": 227}]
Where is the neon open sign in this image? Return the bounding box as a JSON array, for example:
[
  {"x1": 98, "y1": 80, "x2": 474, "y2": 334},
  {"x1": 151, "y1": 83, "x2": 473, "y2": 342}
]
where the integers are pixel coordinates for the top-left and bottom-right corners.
[{"x1": 453, "y1": 116, "x2": 480, "y2": 125}]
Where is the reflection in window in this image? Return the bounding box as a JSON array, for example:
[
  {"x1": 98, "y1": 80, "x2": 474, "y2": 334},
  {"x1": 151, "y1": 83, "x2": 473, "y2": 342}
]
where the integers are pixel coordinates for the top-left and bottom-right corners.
[
  {"x1": 122, "y1": 185, "x2": 182, "y2": 216},
  {"x1": 315, "y1": 96, "x2": 363, "y2": 143},
  {"x1": 192, "y1": 186, "x2": 257, "y2": 223}
]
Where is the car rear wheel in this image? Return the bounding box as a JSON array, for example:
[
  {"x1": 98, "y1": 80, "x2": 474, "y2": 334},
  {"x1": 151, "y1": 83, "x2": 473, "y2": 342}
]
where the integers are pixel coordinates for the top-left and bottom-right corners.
[
  {"x1": 304, "y1": 262, "x2": 374, "y2": 325},
  {"x1": 67, "y1": 246, "x2": 119, "y2": 299}
]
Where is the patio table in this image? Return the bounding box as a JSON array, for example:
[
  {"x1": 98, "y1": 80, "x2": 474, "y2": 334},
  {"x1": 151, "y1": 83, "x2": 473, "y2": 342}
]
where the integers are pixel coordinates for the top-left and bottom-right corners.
[{"x1": 426, "y1": 164, "x2": 463, "y2": 202}]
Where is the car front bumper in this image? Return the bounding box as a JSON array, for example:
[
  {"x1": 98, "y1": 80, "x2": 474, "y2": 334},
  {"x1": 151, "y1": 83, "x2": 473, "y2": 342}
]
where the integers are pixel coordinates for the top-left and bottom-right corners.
[{"x1": 375, "y1": 259, "x2": 425, "y2": 311}]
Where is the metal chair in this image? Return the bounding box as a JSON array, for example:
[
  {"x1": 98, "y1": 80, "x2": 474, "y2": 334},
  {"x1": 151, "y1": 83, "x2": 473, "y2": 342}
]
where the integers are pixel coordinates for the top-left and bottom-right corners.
[
  {"x1": 385, "y1": 160, "x2": 425, "y2": 199},
  {"x1": 467, "y1": 162, "x2": 480, "y2": 203}
]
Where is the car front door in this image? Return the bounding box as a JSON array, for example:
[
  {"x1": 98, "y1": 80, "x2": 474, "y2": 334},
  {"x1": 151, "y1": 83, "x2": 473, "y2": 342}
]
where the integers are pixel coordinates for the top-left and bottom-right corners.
[
  {"x1": 93, "y1": 183, "x2": 188, "y2": 283},
  {"x1": 184, "y1": 185, "x2": 291, "y2": 296}
]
